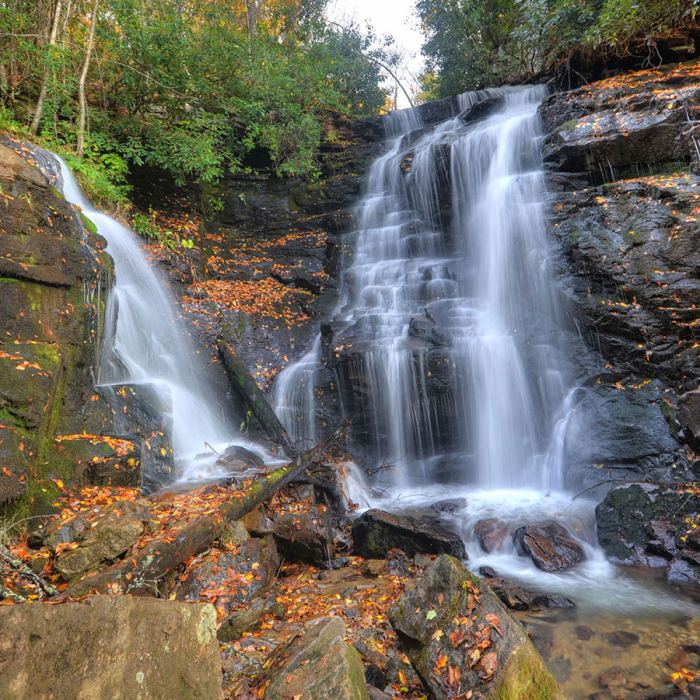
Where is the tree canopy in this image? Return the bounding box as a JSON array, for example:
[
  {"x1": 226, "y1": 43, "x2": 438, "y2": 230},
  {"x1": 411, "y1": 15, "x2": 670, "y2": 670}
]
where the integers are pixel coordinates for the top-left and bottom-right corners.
[
  {"x1": 417, "y1": 0, "x2": 699, "y2": 98},
  {"x1": 0, "y1": 0, "x2": 390, "y2": 204}
]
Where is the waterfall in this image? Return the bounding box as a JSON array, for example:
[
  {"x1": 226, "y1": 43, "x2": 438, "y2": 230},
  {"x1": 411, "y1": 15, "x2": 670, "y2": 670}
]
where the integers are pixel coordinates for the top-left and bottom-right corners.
[
  {"x1": 55, "y1": 157, "x2": 268, "y2": 483},
  {"x1": 276, "y1": 86, "x2": 574, "y2": 490}
]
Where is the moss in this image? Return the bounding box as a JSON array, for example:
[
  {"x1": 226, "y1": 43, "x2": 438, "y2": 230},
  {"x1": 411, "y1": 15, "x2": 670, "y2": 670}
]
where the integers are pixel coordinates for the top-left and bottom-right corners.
[
  {"x1": 489, "y1": 641, "x2": 558, "y2": 700},
  {"x1": 80, "y1": 212, "x2": 98, "y2": 236}
]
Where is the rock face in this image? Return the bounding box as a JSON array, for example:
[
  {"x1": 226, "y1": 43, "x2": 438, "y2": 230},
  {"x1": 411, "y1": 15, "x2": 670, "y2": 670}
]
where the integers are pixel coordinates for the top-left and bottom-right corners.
[
  {"x1": 514, "y1": 522, "x2": 586, "y2": 572},
  {"x1": 0, "y1": 595, "x2": 221, "y2": 698},
  {"x1": 352, "y1": 509, "x2": 467, "y2": 559},
  {"x1": 0, "y1": 142, "x2": 112, "y2": 513},
  {"x1": 474, "y1": 518, "x2": 509, "y2": 553},
  {"x1": 265, "y1": 617, "x2": 370, "y2": 700},
  {"x1": 541, "y1": 60, "x2": 700, "y2": 487},
  {"x1": 596, "y1": 482, "x2": 700, "y2": 585},
  {"x1": 389, "y1": 555, "x2": 558, "y2": 700}
]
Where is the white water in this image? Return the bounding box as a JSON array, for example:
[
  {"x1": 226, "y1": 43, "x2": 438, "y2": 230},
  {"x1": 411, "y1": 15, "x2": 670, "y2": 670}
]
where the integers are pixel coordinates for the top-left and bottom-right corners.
[
  {"x1": 56, "y1": 157, "x2": 270, "y2": 483},
  {"x1": 273, "y1": 89, "x2": 700, "y2": 614}
]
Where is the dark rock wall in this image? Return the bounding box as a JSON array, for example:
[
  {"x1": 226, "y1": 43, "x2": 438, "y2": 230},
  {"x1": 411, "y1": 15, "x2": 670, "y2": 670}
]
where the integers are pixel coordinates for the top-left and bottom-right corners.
[
  {"x1": 541, "y1": 59, "x2": 700, "y2": 486},
  {"x1": 0, "y1": 143, "x2": 112, "y2": 514}
]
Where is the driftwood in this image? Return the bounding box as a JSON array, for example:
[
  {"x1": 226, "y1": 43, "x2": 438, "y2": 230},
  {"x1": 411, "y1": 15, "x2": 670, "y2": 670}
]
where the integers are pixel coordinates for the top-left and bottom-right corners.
[
  {"x1": 217, "y1": 337, "x2": 297, "y2": 457},
  {"x1": 64, "y1": 435, "x2": 334, "y2": 597}
]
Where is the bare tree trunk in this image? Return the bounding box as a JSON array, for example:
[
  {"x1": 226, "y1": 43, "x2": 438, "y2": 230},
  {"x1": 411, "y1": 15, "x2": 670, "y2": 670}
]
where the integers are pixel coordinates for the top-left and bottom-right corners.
[
  {"x1": 76, "y1": 0, "x2": 99, "y2": 155},
  {"x1": 30, "y1": 0, "x2": 63, "y2": 135}
]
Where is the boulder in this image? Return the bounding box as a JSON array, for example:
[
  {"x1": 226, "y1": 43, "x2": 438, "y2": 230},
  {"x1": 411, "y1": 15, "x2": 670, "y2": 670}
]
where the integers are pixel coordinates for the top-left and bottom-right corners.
[
  {"x1": 596, "y1": 482, "x2": 700, "y2": 569},
  {"x1": 272, "y1": 510, "x2": 334, "y2": 566},
  {"x1": 54, "y1": 500, "x2": 154, "y2": 579},
  {"x1": 514, "y1": 522, "x2": 585, "y2": 572},
  {"x1": 265, "y1": 617, "x2": 370, "y2": 700},
  {"x1": 352, "y1": 509, "x2": 466, "y2": 559},
  {"x1": 430, "y1": 497, "x2": 467, "y2": 514},
  {"x1": 0, "y1": 595, "x2": 221, "y2": 698},
  {"x1": 176, "y1": 535, "x2": 279, "y2": 613},
  {"x1": 388, "y1": 555, "x2": 558, "y2": 700},
  {"x1": 474, "y1": 518, "x2": 509, "y2": 553}
]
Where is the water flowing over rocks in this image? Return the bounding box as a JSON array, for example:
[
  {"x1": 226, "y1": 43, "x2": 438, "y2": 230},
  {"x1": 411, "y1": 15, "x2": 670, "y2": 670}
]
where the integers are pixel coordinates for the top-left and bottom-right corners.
[
  {"x1": 388, "y1": 555, "x2": 558, "y2": 700},
  {"x1": 0, "y1": 596, "x2": 221, "y2": 698}
]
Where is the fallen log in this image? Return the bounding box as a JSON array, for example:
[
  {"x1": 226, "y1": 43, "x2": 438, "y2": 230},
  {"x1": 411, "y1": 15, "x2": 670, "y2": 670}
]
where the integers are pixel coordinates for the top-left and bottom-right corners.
[
  {"x1": 64, "y1": 433, "x2": 336, "y2": 598},
  {"x1": 217, "y1": 337, "x2": 297, "y2": 457}
]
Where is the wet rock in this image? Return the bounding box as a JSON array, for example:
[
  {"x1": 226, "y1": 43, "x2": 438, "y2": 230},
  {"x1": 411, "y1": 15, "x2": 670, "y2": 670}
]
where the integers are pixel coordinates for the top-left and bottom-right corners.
[
  {"x1": 351, "y1": 509, "x2": 466, "y2": 559},
  {"x1": 219, "y1": 520, "x2": 250, "y2": 548},
  {"x1": 53, "y1": 500, "x2": 153, "y2": 579},
  {"x1": 242, "y1": 506, "x2": 274, "y2": 536},
  {"x1": 514, "y1": 522, "x2": 585, "y2": 572},
  {"x1": 596, "y1": 482, "x2": 700, "y2": 584},
  {"x1": 0, "y1": 595, "x2": 221, "y2": 698},
  {"x1": 475, "y1": 518, "x2": 509, "y2": 553},
  {"x1": 97, "y1": 383, "x2": 175, "y2": 493},
  {"x1": 479, "y1": 566, "x2": 497, "y2": 578},
  {"x1": 42, "y1": 513, "x2": 91, "y2": 551},
  {"x1": 668, "y1": 557, "x2": 700, "y2": 588},
  {"x1": 272, "y1": 510, "x2": 334, "y2": 566},
  {"x1": 532, "y1": 594, "x2": 576, "y2": 610},
  {"x1": 388, "y1": 555, "x2": 558, "y2": 700},
  {"x1": 265, "y1": 617, "x2": 370, "y2": 700},
  {"x1": 216, "y1": 444, "x2": 264, "y2": 470},
  {"x1": 604, "y1": 630, "x2": 639, "y2": 648},
  {"x1": 430, "y1": 497, "x2": 467, "y2": 514},
  {"x1": 679, "y1": 389, "x2": 700, "y2": 443},
  {"x1": 598, "y1": 667, "x2": 627, "y2": 689},
  {"x1": 486, "y1": 578, "x2": 535, "y2": 611},
  {"x1": 386, "y1": 548, "x2": 412, "y2": 576}
]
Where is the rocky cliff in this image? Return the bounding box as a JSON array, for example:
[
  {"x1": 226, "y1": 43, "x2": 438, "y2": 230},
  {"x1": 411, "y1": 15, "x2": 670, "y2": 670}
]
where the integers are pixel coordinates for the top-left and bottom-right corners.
[{"x1": 0, "y1": 143, "x2": 114, "y2": 514}]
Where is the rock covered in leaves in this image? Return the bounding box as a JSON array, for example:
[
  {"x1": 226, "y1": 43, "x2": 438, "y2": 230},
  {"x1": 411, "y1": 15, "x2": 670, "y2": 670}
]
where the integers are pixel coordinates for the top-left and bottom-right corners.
[
  {"x1": 596, "y1": 481, "x2": 700, "y2": 586},
  {"x1": 264, "y1": 617, "x2": 370, "y2": 700},
  {"x1": 0, "y1": 595, "x2": 221, "y2": 699},
  {"x1": 175, "y1": 535, "x2": 280, "y2": 616},
  {"x1": 514, "y1": 521, "x2": 586, "y2": 572},
  {"x1": 51, "y1": 499, "x2": 154, "y2": 579},
  {"x1": 388, "y1": 555, "x2": 558, "y2": 700},
  {"x1": 351, "y1": 509, "x2": 467, "y2": 560}
]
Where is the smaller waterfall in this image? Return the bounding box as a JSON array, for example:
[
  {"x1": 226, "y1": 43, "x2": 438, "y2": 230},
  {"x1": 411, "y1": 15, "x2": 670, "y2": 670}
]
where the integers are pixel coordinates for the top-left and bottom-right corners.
[{"x1": 56, "y1": 157, "x2": 269, "y2": 482}]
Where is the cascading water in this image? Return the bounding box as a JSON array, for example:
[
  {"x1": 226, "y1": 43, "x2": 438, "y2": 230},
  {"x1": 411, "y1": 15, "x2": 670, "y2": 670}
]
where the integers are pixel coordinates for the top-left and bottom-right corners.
[
  {"x1": 274, "y1": 88, "x2": 700, "y2": 619},
  {"x1": 277, "y1": 86, "x2": 575, "y2": 488},
  {"x1": 55, "y1": 157, "x2": 269, "y2": 483}
]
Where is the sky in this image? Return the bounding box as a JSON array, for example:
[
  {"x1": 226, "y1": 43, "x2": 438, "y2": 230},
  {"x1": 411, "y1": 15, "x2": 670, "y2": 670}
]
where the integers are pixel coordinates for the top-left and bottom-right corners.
[{"x1": 325, "y1": 0, "x2": 425, "y2": 108}]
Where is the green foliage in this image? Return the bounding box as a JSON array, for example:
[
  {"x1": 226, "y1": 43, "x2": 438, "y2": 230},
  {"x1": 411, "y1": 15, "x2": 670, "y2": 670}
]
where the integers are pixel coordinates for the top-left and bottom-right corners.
[
  {"x1": 417, "y1": 0, "x2": 699, "y2": 97},
  {"x1": 1, "y1": 0, "x2": 388, "y2": 213}
]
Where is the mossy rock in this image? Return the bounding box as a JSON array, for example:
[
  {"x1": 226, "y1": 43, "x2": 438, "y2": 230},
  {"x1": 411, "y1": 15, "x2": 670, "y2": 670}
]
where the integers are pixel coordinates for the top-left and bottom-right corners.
[
  {"x1": 265, "y1": 617, "x2": 370, "y2": 700},
  {"x1": 389, "y1": 555, "x2": 558, "y2": 700}
]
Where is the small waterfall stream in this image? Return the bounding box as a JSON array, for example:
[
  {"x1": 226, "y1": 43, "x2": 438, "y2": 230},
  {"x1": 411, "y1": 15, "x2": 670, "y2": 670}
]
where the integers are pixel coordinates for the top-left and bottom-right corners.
[{"x1": 55, "y1": 157, "x2": 269, "y2": 484}]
